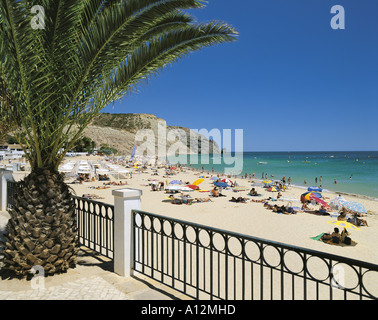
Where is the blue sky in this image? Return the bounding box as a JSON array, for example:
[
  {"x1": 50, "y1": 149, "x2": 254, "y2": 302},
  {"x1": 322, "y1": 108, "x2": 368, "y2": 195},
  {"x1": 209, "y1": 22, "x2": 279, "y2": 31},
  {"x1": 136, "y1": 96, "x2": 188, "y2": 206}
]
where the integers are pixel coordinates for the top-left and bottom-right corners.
[{"x1": 102, "y1": 0, "x2": 378, "y2": 152}]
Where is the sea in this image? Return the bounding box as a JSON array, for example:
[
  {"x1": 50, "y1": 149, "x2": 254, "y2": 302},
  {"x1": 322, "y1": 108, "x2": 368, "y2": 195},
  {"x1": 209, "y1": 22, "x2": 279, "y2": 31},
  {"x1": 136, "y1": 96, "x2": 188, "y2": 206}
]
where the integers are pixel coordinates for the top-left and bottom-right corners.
[{"x1": 184, "y1": 151, "x2": 378, "y2": 200}]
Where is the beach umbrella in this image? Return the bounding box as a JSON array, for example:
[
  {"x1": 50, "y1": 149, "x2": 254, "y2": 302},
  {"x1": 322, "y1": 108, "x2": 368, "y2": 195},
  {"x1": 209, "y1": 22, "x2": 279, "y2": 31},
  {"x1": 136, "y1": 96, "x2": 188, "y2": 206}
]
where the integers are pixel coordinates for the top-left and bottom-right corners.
[
  {"x1": 301, "y1": 191, "x2": 322, "y2": 202},
  {"x1": 221, "y1": 178, "x2": 233, "y2": 184},
  {"x1": 214, "y1": 181, "x2": 229, "y2": 188},
  {"x1": 263, "y1": 180, "x2": 272, "y2": 184},
  {"x1": 311, "y1": 195, "x2": 331, "y2": 209},
  {"x1": 267, "y1": 187, "x2": 277, "y2": 192},
  {"x1": 169, "y1": 180, "x2": 183, "y2": 185},
  {"x1": 341, "y1": 201, "x2": 368, "y2": 215},
  {"x1": 192, "y1": 178, "x2": 204, "y2": 186},
  {"x1": 329, "y1": 196, "x2": 346, "y2": 210},
  {"x1": 165, "y1": 185, "x2": 192, "y2": 191},
  {"x1": 170, "y1": 166, "x2": 177, "y2": 170},
  {"x1": 165, "y1": 185, "x2": 182, "y2": 191},
  {"x1": 210, "y1": 176, "x2": 219, "y2": 180},
  {"x1": 308, "y1": 187, "x2": 322, "y2": 192},
  {"x1": 328, "y1": 220, "x2": 361, "y2": 231},
  {"x1": 187, "y1": 184, "x2": 200, "y2": 190},
  {"x1": 180, "y1": 186, "x2": 194, "y2": 192}
]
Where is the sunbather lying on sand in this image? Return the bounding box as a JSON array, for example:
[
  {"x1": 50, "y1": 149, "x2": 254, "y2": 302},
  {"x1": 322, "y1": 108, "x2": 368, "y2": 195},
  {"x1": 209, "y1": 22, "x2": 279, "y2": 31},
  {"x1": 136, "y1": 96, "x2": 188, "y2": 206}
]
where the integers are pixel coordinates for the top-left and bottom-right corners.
[
  {"x1": 321, "y1": 228, "x2": 340, "y2": 243},
  {"x1": 251, "y1": 198, "x2": 265, "y2": 203},
  {"x1": 320, "y1": 227, "x2": 352, "y2": 244},
  {"x1": 195, "y1": 198, "x2": 213, "y2": 203},
  {"x1": 230, "y1": 196, "x2": 248, "y2": 203},
  {"x1": 103, "y1": 181, "x2": 128, "y2": 186},
  {"x1": 338, "y1": 207, "x2": 368, "y2": 226}
]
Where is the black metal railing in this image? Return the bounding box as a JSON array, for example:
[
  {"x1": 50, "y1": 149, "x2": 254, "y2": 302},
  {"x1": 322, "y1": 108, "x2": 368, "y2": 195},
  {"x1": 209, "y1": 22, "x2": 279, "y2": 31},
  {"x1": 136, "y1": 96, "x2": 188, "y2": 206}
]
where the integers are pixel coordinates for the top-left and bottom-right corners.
[
  {"x1": 6, "y1": 180, "x2": 18, "y2": 210},
  {"x1": 132, "y1": 210, "x2": 378, "y2": 300},
  {"x1": 6, "y1": 181, "x2": 114, "y2": 259},
  {"x1": 5, "y1": 179, "x2": 378, "y2": 299},
  {"x1": 72, "y1": 195, "x2": 114, "y2": 260}
]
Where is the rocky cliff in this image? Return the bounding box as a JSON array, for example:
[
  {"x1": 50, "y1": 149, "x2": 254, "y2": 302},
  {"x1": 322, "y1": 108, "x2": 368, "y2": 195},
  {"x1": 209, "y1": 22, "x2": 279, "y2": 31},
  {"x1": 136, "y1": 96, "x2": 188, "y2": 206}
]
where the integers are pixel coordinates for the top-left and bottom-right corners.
[{"x1": 85, "y1": 113, "x2": 220, "y2": 156}]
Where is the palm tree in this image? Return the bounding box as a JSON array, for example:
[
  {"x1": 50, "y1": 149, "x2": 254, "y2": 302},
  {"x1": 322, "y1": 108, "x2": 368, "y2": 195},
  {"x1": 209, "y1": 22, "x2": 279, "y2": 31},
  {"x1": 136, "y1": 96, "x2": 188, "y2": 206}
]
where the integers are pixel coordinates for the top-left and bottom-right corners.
[{"x1": 0, "y1": 0, "x2": 237, "y2": 276}]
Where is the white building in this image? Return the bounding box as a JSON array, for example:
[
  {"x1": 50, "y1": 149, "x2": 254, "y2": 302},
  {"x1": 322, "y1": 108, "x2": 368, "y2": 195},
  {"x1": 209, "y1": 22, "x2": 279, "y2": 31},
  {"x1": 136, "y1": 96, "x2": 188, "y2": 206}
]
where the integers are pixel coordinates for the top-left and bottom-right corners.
[{"x1": 0, "y1": 144, "x2": 25, "y2": 160}]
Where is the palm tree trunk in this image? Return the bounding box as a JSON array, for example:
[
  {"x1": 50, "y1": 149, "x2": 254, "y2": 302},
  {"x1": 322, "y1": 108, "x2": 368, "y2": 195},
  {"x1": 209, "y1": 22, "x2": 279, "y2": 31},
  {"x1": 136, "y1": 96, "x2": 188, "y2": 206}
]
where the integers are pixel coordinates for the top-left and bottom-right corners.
[{"x1": 1, "y1": 169, "x2": 79, "y2": 276}]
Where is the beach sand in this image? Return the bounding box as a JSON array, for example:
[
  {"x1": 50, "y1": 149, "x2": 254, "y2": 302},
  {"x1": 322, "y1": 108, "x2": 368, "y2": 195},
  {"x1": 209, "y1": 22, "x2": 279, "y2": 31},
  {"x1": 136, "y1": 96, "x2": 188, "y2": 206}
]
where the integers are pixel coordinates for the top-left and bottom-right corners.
[
  {"x1": 64, "y1": 156, "x2": 378, "y2": 265},
  {"x1": 2, "y1": 156, "x2": 377, "y2": 300}
]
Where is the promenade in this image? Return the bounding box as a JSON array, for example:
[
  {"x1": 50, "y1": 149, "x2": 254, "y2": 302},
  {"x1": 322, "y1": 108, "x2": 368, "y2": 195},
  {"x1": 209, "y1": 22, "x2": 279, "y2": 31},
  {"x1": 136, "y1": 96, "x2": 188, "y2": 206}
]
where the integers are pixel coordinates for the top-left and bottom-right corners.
[
  {"x1": 0, "y1": 248, "x2": 190, "y2": 300},
  {"x1": 0, "y1": 211, "x2": 190, "y2": 300}
]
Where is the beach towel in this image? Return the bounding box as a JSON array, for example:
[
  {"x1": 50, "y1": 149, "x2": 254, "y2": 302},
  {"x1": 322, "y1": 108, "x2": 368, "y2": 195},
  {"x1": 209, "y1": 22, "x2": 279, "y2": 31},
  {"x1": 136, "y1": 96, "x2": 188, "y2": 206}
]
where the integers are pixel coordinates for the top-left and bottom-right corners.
[
  {"x1": 310, "y1": 233, "x2": 325, "y2": 241},
  {"x1": 310, "y1": 233, "x2": 357, "y2": 246}
]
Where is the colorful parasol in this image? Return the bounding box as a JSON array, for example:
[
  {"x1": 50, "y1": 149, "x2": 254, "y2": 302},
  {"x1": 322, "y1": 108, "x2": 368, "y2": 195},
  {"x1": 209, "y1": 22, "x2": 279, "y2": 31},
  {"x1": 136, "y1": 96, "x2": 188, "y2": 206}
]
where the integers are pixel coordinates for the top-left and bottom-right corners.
[
  {"x1": 328, "y1": 220, "x2": 361, "y2": 231},
  {"x1": 192, "y1": 178, "x2": 204, "y2": 186},
  {"x1": 301, "y1": 191, "x2": 322, "y2": 202}
]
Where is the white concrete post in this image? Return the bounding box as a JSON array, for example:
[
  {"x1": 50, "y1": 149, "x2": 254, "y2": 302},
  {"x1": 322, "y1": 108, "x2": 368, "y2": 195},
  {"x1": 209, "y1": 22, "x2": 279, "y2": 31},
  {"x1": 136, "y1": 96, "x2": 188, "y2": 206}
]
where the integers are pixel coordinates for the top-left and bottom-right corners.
[
  {"x1": 0, "y1": 170, "x2": 15, "y2": 211},
  {"x1": 112, "y1": 188, "x2": 142, "y2": 277}
]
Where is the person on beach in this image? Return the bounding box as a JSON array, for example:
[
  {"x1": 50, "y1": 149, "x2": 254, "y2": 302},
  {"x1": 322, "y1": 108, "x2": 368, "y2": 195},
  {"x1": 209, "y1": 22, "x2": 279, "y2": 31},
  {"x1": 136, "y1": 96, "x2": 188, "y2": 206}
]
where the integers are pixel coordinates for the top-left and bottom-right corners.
[
  {"x1": 322, "y1": 228, "x2": 341, "y2": 243},
  {"x1": 334, "y1": 178, "x2": 337, "y2": 184},
  {"x1": 331, "y1": 228, "x2": 341, "y2": 243},
  {"x1": 348, "y1": 213, "x2": 369, "y2": 227},
  {"x1": 341, "y1": 228, "x2": 352, "y2": 245},
  {"x1": 230, "y1": 196, "x2": 248, "y2": 203},
  {"x1": 321, "y1": 228, "x2": 341, "y2": 244},
  {"x1": 338, "y1": 207, "x2": 348, "y2": 221},
  {"x1": 288, "y1": 177, "x2": 291, "y2": 186},
  {"x1": 169, "y1": 194, "x2": 187, "y2": 204},
  {"x1": 195, "y1": 197, "x2": 213, "y2": 203},
  {"x1": 249, "y1": 188, "x2": 258, "y2": 196},
  {"x1": 316, "y1": 205, "x2": 329, "y2": 215},
  {"x1": 302, "y1": 201, "x2": 310, "y2": 210},
  {"x1": 211, "y1": 187, "x2": 225, "y2": 197}
]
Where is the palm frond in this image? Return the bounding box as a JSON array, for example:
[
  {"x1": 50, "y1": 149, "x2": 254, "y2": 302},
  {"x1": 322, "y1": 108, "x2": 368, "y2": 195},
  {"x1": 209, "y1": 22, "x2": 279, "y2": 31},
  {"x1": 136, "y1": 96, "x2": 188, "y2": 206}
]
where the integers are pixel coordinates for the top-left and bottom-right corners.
[{"x1": 0, "y1": 0, "x2": 237, "y2": 170}]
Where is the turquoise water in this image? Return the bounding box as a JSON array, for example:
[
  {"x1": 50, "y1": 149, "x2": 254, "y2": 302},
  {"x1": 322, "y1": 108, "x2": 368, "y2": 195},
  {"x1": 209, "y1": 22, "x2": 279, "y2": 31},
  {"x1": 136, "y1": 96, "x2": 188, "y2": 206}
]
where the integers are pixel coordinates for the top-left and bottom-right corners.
[{"x1": 186, "y1": 151, "x2": 378, "y2": 199}]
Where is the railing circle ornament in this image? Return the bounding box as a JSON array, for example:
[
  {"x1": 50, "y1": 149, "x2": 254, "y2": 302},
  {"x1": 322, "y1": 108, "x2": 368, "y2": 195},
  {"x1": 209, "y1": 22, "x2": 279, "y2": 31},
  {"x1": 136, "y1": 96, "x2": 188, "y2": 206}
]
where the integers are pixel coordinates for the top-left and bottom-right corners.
[
  {"x1": 162, "y1": 220, "x2": 172, "y2": 237},
  {"x1": 143, "y1": 214, "x2": 152, "y2": 230},
  {"x1": 152, "y1": 217, "x2": 161, "y2": 233},
  {"x1": 173, "y1": 222, "x2": 184, "y2": 240},
  {"x1": 282, "y1": 250, "x2": 305, "y2": 275},
  {"x1": 244, "y1": 240, "x2": 262, "y2": 262},
  {"x1": 262, "y1": 245, "x2": 282, "y2": 268},
  {"x1": 306, "y1": 256, "x2": 331, "y2": 282},
  {"x1": 211, "y1": 232, "x2": 226, "y2": 253},
  {"x1": 184, "y1": 225, "x2": 197, "y2": 244},
  {"x1": 198, "y1": 229, "x2": 211, "y2": 248},
  {"x1": 361, "y1": 270, "x2": 378, "y2": 299},
  {"x1": 330, "y1": 262, "x2": 360, "y2": 291},
  {"x1": 226, "y1": 236, "x2": 243, "y2": 257}
]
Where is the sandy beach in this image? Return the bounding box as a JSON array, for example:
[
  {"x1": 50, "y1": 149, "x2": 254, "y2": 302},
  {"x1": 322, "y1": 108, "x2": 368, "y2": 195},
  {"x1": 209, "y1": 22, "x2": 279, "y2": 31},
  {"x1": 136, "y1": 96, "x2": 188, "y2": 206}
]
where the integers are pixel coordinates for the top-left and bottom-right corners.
[
  {"x1": 1, "y1": 155, "x2": 377, "y2": 300},
  {"x1": 58, "y1": 156, "x2": 378, "y2": 265}
]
